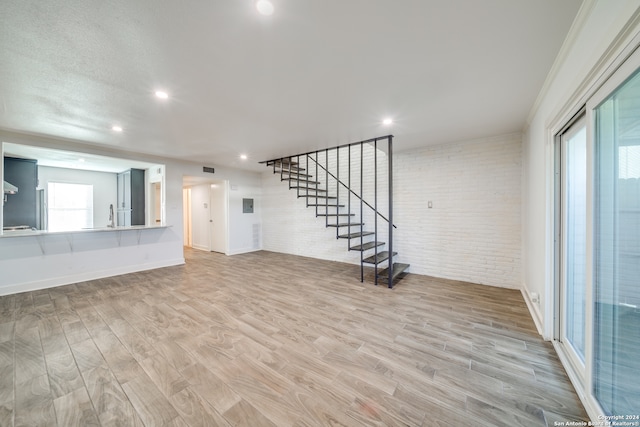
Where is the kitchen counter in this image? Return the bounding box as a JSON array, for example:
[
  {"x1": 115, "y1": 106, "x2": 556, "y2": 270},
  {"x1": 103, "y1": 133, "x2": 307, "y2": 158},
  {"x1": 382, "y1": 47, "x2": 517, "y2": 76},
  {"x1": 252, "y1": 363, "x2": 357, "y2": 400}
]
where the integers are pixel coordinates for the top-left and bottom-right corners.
[{"x1": 0, "y1": 224, "x2": 169, "y2": 238}]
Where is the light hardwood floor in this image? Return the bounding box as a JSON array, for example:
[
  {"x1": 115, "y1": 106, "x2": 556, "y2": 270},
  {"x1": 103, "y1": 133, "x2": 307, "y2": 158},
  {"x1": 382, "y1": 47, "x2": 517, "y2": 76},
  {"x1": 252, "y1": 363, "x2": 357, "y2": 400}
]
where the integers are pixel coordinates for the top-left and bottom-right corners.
[{"x1": 0, "y1": 248, "x2": 587, "y2": 426}]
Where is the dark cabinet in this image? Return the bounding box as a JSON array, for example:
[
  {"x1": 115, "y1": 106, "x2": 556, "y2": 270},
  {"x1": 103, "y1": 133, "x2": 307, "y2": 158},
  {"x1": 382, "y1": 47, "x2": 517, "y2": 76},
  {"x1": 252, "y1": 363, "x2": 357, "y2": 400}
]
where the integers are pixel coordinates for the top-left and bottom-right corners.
[
  {"x1": 117, "y1": 168, "x2": 145, "y2": 226},
  {"x1": 3, "y1": 157, "x2": 38, "y2": 229}
]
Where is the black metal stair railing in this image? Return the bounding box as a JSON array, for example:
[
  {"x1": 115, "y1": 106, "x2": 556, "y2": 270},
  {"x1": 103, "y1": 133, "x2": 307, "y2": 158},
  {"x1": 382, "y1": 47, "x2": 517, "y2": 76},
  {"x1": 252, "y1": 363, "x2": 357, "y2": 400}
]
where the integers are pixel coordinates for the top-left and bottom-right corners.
[{"x1": 261, "y1": 135, "x2": 409, "y2": 288}]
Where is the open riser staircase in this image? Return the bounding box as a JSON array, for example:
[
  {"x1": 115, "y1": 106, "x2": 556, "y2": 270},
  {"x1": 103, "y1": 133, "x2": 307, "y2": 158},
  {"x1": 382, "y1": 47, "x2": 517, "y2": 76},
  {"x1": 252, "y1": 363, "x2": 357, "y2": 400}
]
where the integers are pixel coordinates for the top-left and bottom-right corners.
[{"x1": 261, "y1": 135, "x2": 409, "y2": 288}]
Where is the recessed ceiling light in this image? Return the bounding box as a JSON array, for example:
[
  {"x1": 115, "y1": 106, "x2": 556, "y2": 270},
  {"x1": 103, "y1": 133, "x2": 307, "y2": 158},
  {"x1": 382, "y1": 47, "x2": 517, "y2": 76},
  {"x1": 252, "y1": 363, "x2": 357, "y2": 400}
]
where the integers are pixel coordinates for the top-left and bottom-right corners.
[
  {"x1": 382, "y1": 118, "x2": 393, "y2": 126},
  {"x1": 256, "y1": 0, "x2": 274, "y2": 16},
  {"x1": 240, "y1": 154, "x2": 248, "y2": 160},
  {"x1": 112, "y1": 125, "x2": 123, "y2": 132},
  {"x1": 78, "y1": 158, "x2": 85, "y2": 163},
  {"x1": 155, "y1": 90, "x2": 169, "y2": 99}
]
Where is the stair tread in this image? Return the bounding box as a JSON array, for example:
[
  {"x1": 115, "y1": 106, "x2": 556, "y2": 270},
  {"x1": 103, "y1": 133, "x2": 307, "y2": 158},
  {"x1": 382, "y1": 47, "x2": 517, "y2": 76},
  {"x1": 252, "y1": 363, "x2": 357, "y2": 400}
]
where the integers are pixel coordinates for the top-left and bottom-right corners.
[
  {"x1": 274, "y1": 170, "x2": 311, "y2": 177},
  {"x1": 350, "y1": 241, "x2": 385, "y2": 251},
  {"x1": 362, "y1": 251, "x2": 398, "y2": 264},
  {"x1": 317, "y1": 213, "x2": 355, "y2": 217},
  {"x1": 267, "y1": 159, "x2": 298, "y2": 166},
  {"x1": 290, "y1": 186, "x2": 327, "y2": 192},
  {"x1": 308, "y1": 204, "x2": 345, "y2": 207},
  {"x1": 378, "y1": 263, "x2": 410, "y2": 280},
  {"x1": 282, "y1": 178, "x2": 320, "y2": 184},
  {"x1": 302, "y1": 195, "x2": 337, "y2": 199},
  {"x1": 326, "y1": 223, "x2": 364, "y2": 227},
  {"x1": 338, "y1": 231, "x2": 375, "y2": 239}
]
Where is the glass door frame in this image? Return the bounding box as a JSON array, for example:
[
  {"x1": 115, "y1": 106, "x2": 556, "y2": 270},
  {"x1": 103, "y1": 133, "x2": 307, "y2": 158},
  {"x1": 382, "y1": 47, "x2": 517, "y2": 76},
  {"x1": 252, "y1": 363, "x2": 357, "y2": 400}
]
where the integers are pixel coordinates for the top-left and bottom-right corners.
[
  {"x1": 554, "y1": 112, "x2": 588, "y2": 389},
  {"x1": 586, "y1": 44, "x2": 640, "y2": 416},
  {"x1": 552, "y1": 44, "x2": 640, "y2": 419}
]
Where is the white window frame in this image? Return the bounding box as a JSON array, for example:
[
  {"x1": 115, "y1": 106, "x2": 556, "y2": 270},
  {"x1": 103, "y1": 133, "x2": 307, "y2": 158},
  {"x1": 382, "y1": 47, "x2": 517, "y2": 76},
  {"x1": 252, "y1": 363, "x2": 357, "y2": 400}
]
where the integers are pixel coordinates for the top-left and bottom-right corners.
[{"x1": 47, "y1": 182, "x2": 94, "y2": 232}]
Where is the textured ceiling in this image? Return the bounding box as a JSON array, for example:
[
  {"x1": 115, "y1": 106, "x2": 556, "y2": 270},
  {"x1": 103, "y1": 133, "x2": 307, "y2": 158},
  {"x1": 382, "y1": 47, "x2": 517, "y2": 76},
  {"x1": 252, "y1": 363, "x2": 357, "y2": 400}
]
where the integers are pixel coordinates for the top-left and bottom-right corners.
[{"x1": 0, "y1": 0, "x2": 583, "y2": 171}]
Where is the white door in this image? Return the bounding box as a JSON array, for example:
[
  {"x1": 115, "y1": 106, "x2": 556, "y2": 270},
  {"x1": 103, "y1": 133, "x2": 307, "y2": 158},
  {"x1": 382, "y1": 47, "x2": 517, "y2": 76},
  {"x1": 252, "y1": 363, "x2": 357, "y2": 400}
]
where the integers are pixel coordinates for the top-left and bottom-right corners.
[
  {"x1": 189, "y1": 184, "x2": 211, "y2": 251},
  {"x1": 209, "y1": 183, "x2": 227, "y2": 253}
]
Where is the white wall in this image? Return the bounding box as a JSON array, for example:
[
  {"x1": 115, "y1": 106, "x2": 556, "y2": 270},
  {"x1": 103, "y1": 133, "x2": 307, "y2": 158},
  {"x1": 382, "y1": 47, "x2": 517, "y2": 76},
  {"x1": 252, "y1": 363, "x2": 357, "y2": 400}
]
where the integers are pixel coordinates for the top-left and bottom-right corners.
[
  {"x1": 37, "y1": 166, "x2": 117, "y2": 229},
  {"x1": 228, "y1": 182, "x2": 262, "y2": 255},
  {"x1": 522, "y1": 0, "x2": 640, "y2": 337},
  {"x1": 262, "y1": 170, "x2": 364, "y2": 264},
  {"x1": 0, "y1": 130, "x2": 263, "y2": 295},
  {"x1": 395, "y1": 133, "x2": 522, "y2": 288},
  {"x1": 261, "y1": 134, "x2": 522, "y2": 288}
]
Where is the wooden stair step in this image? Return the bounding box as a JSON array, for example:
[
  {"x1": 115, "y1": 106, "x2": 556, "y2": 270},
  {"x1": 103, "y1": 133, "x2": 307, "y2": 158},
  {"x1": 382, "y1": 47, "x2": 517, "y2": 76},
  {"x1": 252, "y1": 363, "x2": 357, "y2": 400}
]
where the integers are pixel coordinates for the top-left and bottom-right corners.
[
  {"x1": 290, "y1": 186, "x2": 327, "y2": 192},
  {"x1": 267, "y1": 159, "x2": 298, "y2": 166},
  {"x1": 326, "y1": 222, "x2": 364, "y2": 228},
  {"x1": 274, "y1": 170, "x2": 312, "y2": 177},
  {"x1": 338, "y1": 231, "x2": 374, "y2": 239},
  {"x1": 378, "y1": 263, "x2": 410, "y2": 281},
  {"x1": 301, "y1": 195, "x2": 337, "y2": 199},
  {"x1": 308, "y1": 203, "x2": 345, "y2": 207},
  {"x1": 362, "y1": 251, "x2": 397, "y2": 265},
  {"x1": 316, "y1": 213, "x2": 355, "y2": 217},
  {"x1": 350, "y1": 241, "x2": 385, "y2": 251},
  {"x1": 282, "y1": 178, "x2": 320, "y2": 185}
]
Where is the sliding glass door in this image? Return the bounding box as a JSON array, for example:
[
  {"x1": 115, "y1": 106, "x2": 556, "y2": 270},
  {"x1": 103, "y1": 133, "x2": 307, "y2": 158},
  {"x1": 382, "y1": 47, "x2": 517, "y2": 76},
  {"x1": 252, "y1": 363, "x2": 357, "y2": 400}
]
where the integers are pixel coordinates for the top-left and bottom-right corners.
[
  {"x1": 556, "y1": 47, "x2": 640, "y2": 417},
  {"x1": 557, "y1": 115, "x2": 587, "y2": 373},
  {"x1": 592, "y1": 66, "x2": 640, "y2": 415}
]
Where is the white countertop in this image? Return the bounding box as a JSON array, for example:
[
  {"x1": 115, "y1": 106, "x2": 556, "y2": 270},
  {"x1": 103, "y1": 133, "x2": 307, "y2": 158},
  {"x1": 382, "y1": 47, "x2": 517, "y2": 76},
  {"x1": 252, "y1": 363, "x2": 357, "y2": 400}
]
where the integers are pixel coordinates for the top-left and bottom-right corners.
[{"x1": 0, "y1": 224, "x2": 169, "y2": 238}]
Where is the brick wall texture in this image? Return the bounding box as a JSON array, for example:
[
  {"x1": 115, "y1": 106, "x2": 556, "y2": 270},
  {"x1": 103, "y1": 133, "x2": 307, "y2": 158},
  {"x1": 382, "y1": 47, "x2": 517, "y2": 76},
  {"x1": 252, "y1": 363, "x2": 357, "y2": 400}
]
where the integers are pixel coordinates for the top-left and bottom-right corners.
[{"x1": 261, "y1": 134, "x2": 522, "y2": 289}]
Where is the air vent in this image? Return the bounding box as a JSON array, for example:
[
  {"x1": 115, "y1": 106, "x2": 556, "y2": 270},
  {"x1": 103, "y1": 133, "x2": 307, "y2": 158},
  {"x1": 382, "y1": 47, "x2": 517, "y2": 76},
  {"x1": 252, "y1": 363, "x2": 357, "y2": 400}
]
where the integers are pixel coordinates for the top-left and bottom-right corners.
[{"x1": 203, "y1": 166, "x2": 215, "y2": 174}]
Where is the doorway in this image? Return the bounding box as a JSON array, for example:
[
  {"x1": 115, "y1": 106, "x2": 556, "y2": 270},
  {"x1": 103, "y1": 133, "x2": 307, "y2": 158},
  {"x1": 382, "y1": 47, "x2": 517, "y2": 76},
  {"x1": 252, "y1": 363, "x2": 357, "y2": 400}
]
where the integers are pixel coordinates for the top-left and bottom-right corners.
[
  {"x1": 149, "y1": 182, "x2": 163, "y2": 225},
  {"x1": 182, "y1": 177, "x2": 228, "y2": 254}
]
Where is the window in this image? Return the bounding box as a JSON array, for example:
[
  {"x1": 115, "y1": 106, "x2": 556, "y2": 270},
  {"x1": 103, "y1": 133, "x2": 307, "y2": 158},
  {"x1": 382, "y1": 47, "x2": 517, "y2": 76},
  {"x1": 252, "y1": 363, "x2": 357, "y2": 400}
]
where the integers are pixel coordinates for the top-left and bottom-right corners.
[
  {"x1": 593, "y1": 67, "x2": 640, "y2": 415},
  {"x1": 47, "y1": 182, "x2": 93, "y2": 232}
]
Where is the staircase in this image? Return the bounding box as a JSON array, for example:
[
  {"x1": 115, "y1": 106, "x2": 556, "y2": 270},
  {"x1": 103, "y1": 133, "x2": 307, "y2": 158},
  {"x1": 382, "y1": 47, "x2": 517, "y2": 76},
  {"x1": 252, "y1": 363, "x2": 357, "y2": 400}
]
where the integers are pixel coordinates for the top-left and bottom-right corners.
[{"x1": 261, "y1": 135, "x2": 409, "y2": 288}]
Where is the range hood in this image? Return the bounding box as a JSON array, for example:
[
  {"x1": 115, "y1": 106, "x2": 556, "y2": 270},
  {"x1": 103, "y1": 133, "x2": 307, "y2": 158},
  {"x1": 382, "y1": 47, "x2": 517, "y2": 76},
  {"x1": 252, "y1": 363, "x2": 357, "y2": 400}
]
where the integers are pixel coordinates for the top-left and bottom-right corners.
[{"x1": 3, "y1": 180, "x2": 18, "y2": 194}]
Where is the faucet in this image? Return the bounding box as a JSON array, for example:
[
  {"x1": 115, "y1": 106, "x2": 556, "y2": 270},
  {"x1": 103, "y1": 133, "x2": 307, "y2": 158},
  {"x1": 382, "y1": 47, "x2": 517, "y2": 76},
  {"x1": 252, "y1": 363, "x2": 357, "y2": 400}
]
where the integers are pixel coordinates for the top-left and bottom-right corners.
[{"x1": 108, "y1": 204, "x2": 115, "y2": 228}]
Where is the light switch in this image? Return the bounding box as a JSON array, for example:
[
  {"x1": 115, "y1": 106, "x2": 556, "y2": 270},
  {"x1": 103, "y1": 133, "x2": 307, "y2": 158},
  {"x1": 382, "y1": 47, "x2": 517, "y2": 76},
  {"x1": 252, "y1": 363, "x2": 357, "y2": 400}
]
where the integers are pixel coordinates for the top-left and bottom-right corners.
[{"x1": 428, "y1": 201, "x2": 433, "y2": 208}]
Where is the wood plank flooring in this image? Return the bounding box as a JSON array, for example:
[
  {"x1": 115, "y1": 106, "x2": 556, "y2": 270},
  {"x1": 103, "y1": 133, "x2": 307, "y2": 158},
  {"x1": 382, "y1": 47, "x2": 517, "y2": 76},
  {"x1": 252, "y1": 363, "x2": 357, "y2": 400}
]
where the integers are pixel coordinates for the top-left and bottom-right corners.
[{"x1": 0, "y1": 248, "x2": 588, "y2": 426}]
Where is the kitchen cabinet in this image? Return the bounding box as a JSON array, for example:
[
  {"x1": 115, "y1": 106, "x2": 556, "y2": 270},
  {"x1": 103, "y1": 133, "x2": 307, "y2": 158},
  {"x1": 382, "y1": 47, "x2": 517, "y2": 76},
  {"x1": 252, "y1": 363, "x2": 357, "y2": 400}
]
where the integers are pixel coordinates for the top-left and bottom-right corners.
[
  {"x1": 3, "y1": 157, "x2": 38, "y2": 229},
  {"x1": 117, "y1": 168, "x2": 145, "y2": 226}
]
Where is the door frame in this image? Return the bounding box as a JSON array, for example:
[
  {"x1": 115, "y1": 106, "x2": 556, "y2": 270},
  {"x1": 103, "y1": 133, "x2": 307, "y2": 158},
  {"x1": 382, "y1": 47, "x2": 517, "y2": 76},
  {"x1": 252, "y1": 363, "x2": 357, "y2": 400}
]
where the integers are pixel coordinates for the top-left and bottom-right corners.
[
  {"x1": 547, "y1": 39, "x2": 640, "y2": 421},
  {"x1": 554, "y1": 111, "x2": 588, "y2": 388},
  {"x1": 208, "y1": 181, "x2": 228, "y2": 254},
  {"x1": 182, "y1": 177, "x2": 229, "y2": 254}
]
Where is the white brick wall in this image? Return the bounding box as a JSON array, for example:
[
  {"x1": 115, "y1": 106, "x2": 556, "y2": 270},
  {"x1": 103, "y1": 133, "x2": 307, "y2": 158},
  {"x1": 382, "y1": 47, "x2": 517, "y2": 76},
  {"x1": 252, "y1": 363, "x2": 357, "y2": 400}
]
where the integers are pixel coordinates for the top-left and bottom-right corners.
[
  {"x1": 261, "y1": 133, "x2": 522, "y2": 289},
  {"x1": 261, "y1": 143, "x2": 389, "y2": 265},
  {"x1": 394, "y1": 133, "x2": 522, "y2": 288}
]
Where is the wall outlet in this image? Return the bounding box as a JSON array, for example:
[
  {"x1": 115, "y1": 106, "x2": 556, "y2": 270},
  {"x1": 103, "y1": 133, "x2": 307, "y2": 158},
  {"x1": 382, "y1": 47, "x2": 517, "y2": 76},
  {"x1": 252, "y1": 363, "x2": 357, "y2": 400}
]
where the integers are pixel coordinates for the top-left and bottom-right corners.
[{"x1": 531, "y1": 292, "x2": 540, "y2": 304}]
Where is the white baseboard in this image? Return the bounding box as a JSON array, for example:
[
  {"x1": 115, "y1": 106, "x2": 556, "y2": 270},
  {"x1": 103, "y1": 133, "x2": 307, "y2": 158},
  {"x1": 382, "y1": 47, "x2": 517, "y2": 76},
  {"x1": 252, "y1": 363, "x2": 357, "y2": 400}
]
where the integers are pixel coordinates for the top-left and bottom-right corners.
[
  {"x1": 0, "y1": 258, "x2": 185, "y2": 296},
  {"x1": 521, "y1": 287, "x2": 545, "y2": 338},
  {"x1": 226, "y1": 247, "x2": 261, "y2": 256}
]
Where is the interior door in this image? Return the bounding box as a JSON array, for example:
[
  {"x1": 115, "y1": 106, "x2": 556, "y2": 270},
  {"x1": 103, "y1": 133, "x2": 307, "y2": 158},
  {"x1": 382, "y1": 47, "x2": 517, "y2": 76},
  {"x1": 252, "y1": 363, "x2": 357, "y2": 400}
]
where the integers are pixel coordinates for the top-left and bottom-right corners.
[{"x1": 209, "y1": 183, "x2": 226, "y2": 253}]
